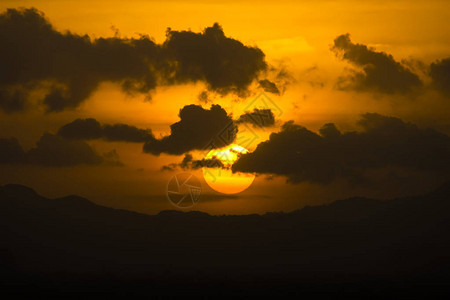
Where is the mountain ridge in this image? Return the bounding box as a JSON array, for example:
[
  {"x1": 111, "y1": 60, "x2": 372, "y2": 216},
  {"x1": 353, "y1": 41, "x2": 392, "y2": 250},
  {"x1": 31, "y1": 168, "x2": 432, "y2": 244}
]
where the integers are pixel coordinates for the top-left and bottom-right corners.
[{"x1": 1, "y1": 182, "x2": 450, "y2": 296}]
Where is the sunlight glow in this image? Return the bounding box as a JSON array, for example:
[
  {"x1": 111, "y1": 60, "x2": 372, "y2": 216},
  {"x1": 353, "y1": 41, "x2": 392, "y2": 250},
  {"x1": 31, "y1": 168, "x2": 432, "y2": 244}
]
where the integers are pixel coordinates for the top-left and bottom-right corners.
[{"x1": 202, "y1": 144, "x2": 255, "y2": 194}]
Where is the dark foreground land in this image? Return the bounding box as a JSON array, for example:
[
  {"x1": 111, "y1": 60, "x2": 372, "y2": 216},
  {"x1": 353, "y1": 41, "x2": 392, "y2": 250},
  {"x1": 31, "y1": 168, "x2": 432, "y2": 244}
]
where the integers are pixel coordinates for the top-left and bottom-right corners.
[{"x1": 1, "y1": 183, "x2": 450, "y2": 297}]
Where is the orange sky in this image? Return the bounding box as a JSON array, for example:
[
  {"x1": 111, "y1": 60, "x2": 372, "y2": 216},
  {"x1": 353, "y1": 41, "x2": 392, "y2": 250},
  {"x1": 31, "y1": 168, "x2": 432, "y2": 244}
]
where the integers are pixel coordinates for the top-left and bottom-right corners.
[{"x1": 0, "y1": 0, "x2": 449, "y2": 215}]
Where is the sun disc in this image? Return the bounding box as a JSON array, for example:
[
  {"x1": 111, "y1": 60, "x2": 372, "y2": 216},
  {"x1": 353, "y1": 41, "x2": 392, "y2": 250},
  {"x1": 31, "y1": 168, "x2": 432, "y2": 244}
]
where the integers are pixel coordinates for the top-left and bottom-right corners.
[{"x1": 202, "y1": 144, "x2": 255, "y2": 194}]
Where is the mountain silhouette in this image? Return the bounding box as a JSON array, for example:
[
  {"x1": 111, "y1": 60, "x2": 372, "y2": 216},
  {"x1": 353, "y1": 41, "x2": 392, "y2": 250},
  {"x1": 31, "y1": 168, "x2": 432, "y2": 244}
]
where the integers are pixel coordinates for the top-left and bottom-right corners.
[{"x1": 1, "y1": 183, "x2": 450, "y2": 296}]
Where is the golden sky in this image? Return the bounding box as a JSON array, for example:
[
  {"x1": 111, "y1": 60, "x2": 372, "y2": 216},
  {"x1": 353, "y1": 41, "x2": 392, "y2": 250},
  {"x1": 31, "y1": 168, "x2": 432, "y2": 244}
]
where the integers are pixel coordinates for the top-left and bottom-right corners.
[{"x1": 0, "y1": 0, "x2": 449, "y2": 215}]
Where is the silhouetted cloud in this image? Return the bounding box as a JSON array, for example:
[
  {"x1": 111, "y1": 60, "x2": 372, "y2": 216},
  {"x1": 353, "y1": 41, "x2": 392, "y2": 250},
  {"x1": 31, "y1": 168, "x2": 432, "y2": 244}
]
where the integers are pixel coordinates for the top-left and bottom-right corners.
[
  {"x1": 58, "y1": 118, "x2": 153, "y2": 142},
  {"x1": 143, "y1": 104, "x2": 236, "y2": 155},
  {"x1": 27, "y1": 133, "x2": 104, "y2": 166},
  {"x1": 319, "y1": 123, "x2": 341, "y2": 139},
  {"x1": 102, "y1": 124, "x2": 153, "y2": 143},
  {"x1": 236, "y1": 108, "x2": 275, "y2": 128},
  {"x1": 430, "y1": 57, "x2": 450, "y2": 97},
  {"x1": 233, "y1": 114, "x2": 450, "y2": 184},
  {"x1": 0, "y1": 8, "x2": 267, "y2": 112},
  {"x1": 258, "y1": 79, "x2": 280, "y2": 94},
  {"x1": 58, "y1": 119, "x2": 103, "y2": 140},
  {"x1": 163, "y1": 23, "x2": 267, "y2": 95},
  {"x1": 161, "y1": 153, "x2": 225, "y2": 171},
  {"x1": 0, "y1": 133, "x2": 124, "y2": 166},
  {"x1": 332, "y1": 34, "x2": 421, "y2": 93},
  {"x1": 0, "y1": 137, "x2": 26, "y2": 163}
]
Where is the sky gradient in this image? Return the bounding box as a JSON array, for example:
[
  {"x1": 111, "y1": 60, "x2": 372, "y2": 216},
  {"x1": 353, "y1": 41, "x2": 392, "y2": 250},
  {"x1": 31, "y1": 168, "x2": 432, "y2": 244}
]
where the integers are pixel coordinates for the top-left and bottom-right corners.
[{"x1": 0, "y1": 0, "x2": 449, "y2": 215}]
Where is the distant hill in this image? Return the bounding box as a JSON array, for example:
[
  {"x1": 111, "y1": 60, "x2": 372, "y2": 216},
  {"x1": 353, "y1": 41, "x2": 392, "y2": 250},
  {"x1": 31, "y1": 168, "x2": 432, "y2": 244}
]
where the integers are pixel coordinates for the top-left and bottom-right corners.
[{"x1": 1, "y1": 183, "x2": 450, "y2": 296}]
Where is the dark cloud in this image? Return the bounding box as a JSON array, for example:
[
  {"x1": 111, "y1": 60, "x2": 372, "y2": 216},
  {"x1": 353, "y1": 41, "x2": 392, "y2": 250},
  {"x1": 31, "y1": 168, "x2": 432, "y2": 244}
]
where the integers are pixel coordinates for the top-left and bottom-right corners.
[
  {"x1": 161, "y1": 153, "x2": 225, "y2": 171},
  {"x1": 27, "y1": 133, "x2": 104, "y2": 166},
  {"x1": 58, "y1": 118, "x2": 153, "y2": 142},
  {"x1": 103, "y1": 124, "x2": 153, "y2": 143},
  {"x1": 236, "y1": 108, "x2": 275, "y2": 128},
  {"x1": 319, "y1": 123, "x2": 341, "y2": 139},
  {"x1": 430, "y1": 57, "x2": 450, "y2": 97},
  {"x1": 58, "y1": 118, "x2": 103, "y2": 140},
  {"x1": 143, "y1": 104, "x2": 236, "y2": 155},
  {"x1": 0, "y1": 8, "x2": 267, "y2": 112},
  {"x1": 258, "y1": 79, "x2": 280, "y2": 94},
  {"x1": 160, "y1": 165, "x2": 174, "y2": 171},
  {"x1": 0, "y1": 133, "x2": 124, "y2": 166},
  {"x1": 232, "y1": 114, "x2": 450, "y2": 184},
  {"x1": 0, "y1": 137, "x2": 26, "y2": 163},
  {"x1": 162, "y1": 23, "x2": 267, "y2": 95},
  {"x1": 332, "y1": 34, "x2": 422, "y2": 94}
]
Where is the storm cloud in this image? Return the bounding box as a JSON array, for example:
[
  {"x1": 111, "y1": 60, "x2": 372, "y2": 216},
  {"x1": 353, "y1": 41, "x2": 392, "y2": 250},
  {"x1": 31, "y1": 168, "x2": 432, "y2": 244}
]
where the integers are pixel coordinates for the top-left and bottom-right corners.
[
  {"x1": 0, "y1": 8, "x2": 267, "y2": 112},
  {"x1": 332, "y1": 34, "x2": 422, "y2": 94},
  {"x1": 143, "y1": 104, "x2": 236, "y2": 155},
  {"x1": 58, "y1": 118, "x2": 154, "y2": 142},
  {"x1": 232, "y1": 114, "x2": 450, "y2": 184}
]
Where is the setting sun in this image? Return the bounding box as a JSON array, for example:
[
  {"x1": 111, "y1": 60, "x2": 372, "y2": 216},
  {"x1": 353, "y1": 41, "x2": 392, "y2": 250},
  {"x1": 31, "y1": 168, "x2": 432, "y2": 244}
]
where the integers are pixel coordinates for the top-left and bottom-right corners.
[
  {"x1": 202, "y1": 144, "x2": 255, "y2": 194},
  {"x1": 0, "y1": 1, "x2": 449, "y2": 295}
]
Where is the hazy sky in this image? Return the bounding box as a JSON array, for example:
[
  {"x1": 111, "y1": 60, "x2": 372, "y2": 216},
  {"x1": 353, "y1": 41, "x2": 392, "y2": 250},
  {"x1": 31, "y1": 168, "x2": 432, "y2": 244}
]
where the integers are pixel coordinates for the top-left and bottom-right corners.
[{"x1": 0, "y1": 0, "x2": 449, "y2": 214}]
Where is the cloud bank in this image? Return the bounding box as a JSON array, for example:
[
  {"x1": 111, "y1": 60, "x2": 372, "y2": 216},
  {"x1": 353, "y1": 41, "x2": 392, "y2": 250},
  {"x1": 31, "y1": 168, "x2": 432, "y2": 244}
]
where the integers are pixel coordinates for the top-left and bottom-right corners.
[
  {"x1": 0, "y1": 8, "x2": 267, "y2": 112},
  {"x1": 232, "y1": 114, "x2": 450, "y2": 184},
  {"x1": 58, "y1": 118, "x2": 153, "y2": 142},
  {"x1": 0, "y1": 134, "x2": 111, "y2": 166}
]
